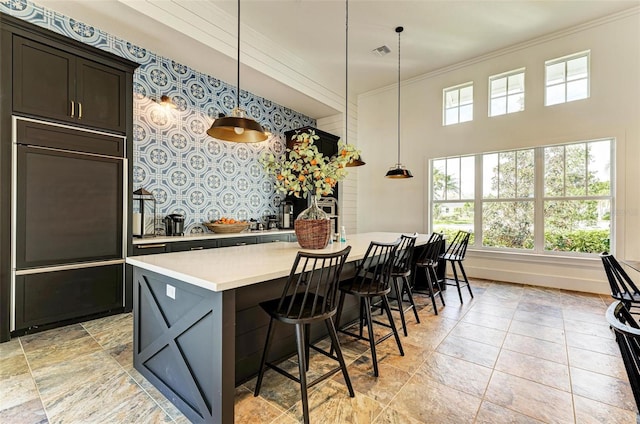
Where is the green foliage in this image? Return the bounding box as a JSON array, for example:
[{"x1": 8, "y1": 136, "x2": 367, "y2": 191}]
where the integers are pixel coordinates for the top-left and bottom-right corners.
[{"x1": 544, "y1": 229, "x2": 610, "y2": 253}]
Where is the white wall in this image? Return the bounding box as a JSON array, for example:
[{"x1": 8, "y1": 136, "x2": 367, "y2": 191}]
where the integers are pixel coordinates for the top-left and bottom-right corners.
[{"x1": 357, "y1": 9, "x2": 640, "y2": 293}]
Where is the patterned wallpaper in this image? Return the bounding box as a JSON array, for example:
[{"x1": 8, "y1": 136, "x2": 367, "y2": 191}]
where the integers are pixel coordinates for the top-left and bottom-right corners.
[{"x1": 1, "y1": 0, "x2": 315, "y2": 234}]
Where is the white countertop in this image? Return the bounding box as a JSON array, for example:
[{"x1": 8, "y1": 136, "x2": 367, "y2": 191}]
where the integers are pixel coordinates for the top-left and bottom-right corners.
[
  {"x1": 133, "y1": 229, "x2": 295, "y2": 245},
  {"x1": 126, "y1": 232, "x2": 429, "y2": 292}
]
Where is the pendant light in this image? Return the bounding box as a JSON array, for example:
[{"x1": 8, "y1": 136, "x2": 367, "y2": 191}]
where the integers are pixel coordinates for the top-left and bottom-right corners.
[
  {"x1": 385, "y1": 26, "x2": 413, "y2": 178},
  {"x1": 344, "y1": 0, "x2": 365, "y2": 167},
  {"x1": 207, "y1": 0, "x2": 268, "y2": 143}
]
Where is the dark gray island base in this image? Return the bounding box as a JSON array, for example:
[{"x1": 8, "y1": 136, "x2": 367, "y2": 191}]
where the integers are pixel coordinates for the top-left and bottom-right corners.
[{"x1": 128, "y1": 233, "x2": 427, "y2": 423}]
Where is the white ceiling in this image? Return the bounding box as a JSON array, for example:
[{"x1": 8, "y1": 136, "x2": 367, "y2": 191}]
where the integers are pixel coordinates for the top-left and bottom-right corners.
[{"x1": 37, "y1": 0, "x2": 639, "y2": 118}]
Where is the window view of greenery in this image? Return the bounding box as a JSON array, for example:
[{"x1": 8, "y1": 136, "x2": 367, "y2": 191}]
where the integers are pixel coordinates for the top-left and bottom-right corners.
[
  {"x1": 432, "y1": 156, "x2": 474, "y2": 243},
  {"x1": 482, "y1": 149, "x2": 535, "y2": 249},
  {"x1": 431, "y1": 139, "x2": 612, "y2": 255},
  {"x1": 543, "y1": 140, "x2": 611, "y2": 253}
]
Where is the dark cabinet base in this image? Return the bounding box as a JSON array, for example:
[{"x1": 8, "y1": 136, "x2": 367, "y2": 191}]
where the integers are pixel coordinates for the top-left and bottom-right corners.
[{"x1": 14, "y1": 263, "x2": 124, "y2": 331}]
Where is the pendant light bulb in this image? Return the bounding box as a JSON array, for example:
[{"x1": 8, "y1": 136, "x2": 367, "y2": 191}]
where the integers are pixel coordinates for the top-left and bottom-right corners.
[{"x1": 234, "y1": 127, "x2": 245, "y2": 135}]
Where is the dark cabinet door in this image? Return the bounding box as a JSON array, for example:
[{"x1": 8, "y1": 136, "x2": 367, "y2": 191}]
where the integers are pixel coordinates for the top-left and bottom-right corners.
[
  {"x1": 14, "y1": 264, "x2": 123, "y2": 330},
  {"x1": 75, "y1": 58, "x2": 127, "y2": 133},
  {"x1": 12, "y1": 35, "x2": 74, "y2": 124},
  {"x1": 12, "y1": 35, "x2": 127, "y2": 133}
]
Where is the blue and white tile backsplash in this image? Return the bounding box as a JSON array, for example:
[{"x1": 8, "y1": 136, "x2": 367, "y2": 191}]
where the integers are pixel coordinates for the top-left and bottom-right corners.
[{"x1": 1, "y1": 0, "x2": 315, "y2": 234}]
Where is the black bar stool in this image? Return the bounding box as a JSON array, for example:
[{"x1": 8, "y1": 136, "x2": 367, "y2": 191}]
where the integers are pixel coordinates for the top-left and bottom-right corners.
[
  {"x1": 600, "y1": 252, "x2": 640, "y2": 312},
  {"x1": 334, "y1": 239, "x2": 403, "y2": 377},
  {"x1": 254, "y1": 246, "x2": 354, "y2": 424},
  {"x1": 414, "y1": 232, "x2": 446, "y2": 314},
  {"x1": 388, "y1": 233, "x2": 420, "y2": 336},
  {"x1": 440, "y1": 230, "x2": 473, "y2": 303}
]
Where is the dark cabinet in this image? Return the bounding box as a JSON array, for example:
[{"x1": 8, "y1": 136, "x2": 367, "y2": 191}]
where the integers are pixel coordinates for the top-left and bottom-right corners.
[
  {"x1": 12, "y1": 35, "x2": 128, "y2": 133},
  {"x1": 132, "y1": 243, "x2": 169, "y2": 256},
  {"x1": 14, "y1": 264, "x2": 124, "y2": 330},
  {"x1": 170, "y1": 239, "x2": 219, "y2": 252},
  {"x1": 219, "y1": 236, "x2": 259, "y2": 248}
]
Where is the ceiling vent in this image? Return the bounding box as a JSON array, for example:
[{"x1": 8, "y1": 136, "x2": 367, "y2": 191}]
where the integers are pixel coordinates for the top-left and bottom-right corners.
[{"x1": 372, "y1": 45, "x2": 391, "y2": 57}]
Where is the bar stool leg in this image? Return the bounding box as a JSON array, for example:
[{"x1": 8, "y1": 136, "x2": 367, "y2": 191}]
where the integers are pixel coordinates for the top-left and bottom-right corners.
[
  {"x1": 459, "y1": 262, "x2": 474, "y2": 298},
  {"x1": 424, "y1": 267, "x2": 439, "y2": 315},
  {"x1": 392, "y1": 276, "x2": 408, "y2": 336},
  {"x1": 451, "y1": 261, "x2": 464, "y2": 303},
  {"x1": 254, "y1": 317, "x2": 276, "y2": 396},
  {"x1": 382, "y1": 295, "x2": 404, "y2": 356},
  {"x1": 324, "y1": 318, "x2": 355, "y2": 397},
  {"x1": 402, "y1": 276, "x2": 421, "y2": 324},
  {"x1": 363, "y1": 297, "x2": 379, "y2": 377},
  {"x1": 295, "y1": 323, "x2": 310, "y2": 424}
]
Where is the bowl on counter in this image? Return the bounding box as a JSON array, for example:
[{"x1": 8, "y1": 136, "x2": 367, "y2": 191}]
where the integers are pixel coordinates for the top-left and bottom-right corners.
[{"x1": 204, "y1": 222, "x2": 250, "y2": 233}]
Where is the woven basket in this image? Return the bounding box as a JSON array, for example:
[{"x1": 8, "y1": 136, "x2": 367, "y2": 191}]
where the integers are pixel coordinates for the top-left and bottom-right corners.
[
  {"x1": 204, "y1": 222, "x2": 249, "y2": 233},
  {"x1": 294, "y1": 219, "x2": 331, "y2": 249}
]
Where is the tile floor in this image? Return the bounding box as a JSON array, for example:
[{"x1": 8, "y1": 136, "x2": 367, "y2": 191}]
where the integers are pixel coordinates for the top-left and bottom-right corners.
[{"x1": 0, "y1": 279, "x2": 637, "y2": 423}]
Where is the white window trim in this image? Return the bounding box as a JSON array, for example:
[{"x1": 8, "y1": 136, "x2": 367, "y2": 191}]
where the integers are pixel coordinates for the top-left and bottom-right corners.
[
  {"x1": 544, "y1": 50, "x2": 591, "y2": 107},
  {"x1": 488, "y1": 67, "x2": 526, "y2": 117},
  {"x1": 442, "y1": 81, "x2": 473, "y2": 126}
]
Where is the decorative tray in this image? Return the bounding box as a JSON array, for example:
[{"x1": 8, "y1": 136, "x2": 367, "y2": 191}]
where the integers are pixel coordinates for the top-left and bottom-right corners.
[{"x1": 203, "y1": 222, "x2": 249, "y2": 233}]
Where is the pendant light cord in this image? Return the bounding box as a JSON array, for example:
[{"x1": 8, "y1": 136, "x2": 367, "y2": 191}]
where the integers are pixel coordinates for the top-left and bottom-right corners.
[
  {"x1": 236, "y1": 0, "x2": 241, "y2": 109},
  {"x1": 396, "y1": 27, "x2": 402, "y2": 166},
  {"x1": 345, "y1": 0, "x2": 349, "y2": 144}
]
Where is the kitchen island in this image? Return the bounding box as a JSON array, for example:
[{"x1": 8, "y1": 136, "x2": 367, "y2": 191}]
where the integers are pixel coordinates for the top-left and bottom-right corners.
[{"x1": 126, "y1": 232, "x2": 428, "y2": 424}]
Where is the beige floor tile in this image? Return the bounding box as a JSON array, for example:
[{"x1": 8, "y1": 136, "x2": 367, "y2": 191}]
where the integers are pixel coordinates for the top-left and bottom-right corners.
[
  {"x1": 372, "y1": 406, "x2": 425, "y2": 424},
  {"x1": 234, "y1": 385, "x2": 287, "y2": 423},
  {"x1": 449, "y1": 321, "x2": 506, "y2": 347},
  {"x1": 461, "y1": 310, "x2": 512, "y2": 331},
  {"x1": 502, "y1": 333, "x2": 568, "y2": 364},
  {"x1": 568, "y1": 345, "x2": 628, "y2": 380},
  {"x1": 573, "y1": 393, "x2": 637, "y2": 424},
  {"x1": 81, "y1": 312, "x2": 132, "y2": 335},
  {"x1": 416, "y1": 351, "x2": 492, "y2": 398},
  {"x1": 468, "y1": 301, "x2": 517, "y2": 319},
  {"x1": 485, "y1": 370, "x2": 574, "y2": 424},
  {"x1": 373, "y1": 339, "x2": 432, "y2": 374},
  {"x1": 508, "y1": 319, "x2": 566, "y2": 344},
  {"x1": 494, "y1": 349, "x2": 571, "y2": 391},
  {"x1": 512, "y1": 309, "x2": 565, "y2": 329},
  {"x1": 436, "y1": 334, "x2": 501, "y2": 368},
  {"x1": 0, "y1": 372, "x2": 39, "y2": 411},
  {"x1": 0, "y1": 398, "x2": 48, "y2": 424},
  {"x1": 516, "y1": 301, "x2": 563, "y2": 317},
  {"x1": 0, "y1": 352, "x2": 30, "y2": 379},
  {"x1": 0, "y1": 339, "x2": 24, "y2": 360},
  {"x1": 20, "y1": 324, "x2": 88, "y2": 352},
  {"x1": 387, "y1": 372, "x2": 482, "y2": 424},
  {"x1": 475, "y1": 400, "x2": 545, "y2": 424},
  {"x1": 24, "y1": 335, "x2": 103, "y2": 370},
  {"x1": 570, "y1": 366, "x2": 636, "y2": 412},
  {"x1": 565, "y1": 330, "x2": 620, "y2": 356},
  {"x1": 563, "y1": 317, "x2": 614, "y2": 339},
  {"x1": 91, "y1": 323, "x2": 134, "y2": 350}
]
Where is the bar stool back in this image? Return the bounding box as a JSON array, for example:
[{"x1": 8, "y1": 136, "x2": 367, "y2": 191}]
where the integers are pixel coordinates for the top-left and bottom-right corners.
[
  {"x1": 254, "y1": 246, "x2": 353, "y2": 424},
  {"x1": 414, "y1": 232, "x2": 446, "y2": 314},
  {"x1": 334, "y1": 239, "x2": 403, "y2": 377},
  {"x1": 440, "y1": 230, "x2": 473, "y2": 303},
  {"x1": 600, "y1": 252, "x2": 640, "y2": 311},
  {"x1": 389, "y1": 233, "x2": 420, "y2": 335}
]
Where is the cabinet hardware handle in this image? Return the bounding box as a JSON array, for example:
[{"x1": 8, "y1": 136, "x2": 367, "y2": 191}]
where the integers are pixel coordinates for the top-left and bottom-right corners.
[
  {"x1": 235, "y1": 242, "x2": 247, "y2": 246},
  {"x1": 70, "y1": 100, "x2": 75, "y2": 117},
  {"x1": 78, "y1": 102, "x2": 82, "y2": 119},
  {"x1": 271, "y1": 240, "x2": 281, "y2": 242},
  {"x1": 190, "y1": 246, "x2": 204, "y2": 251},
  {"x1": 137, "y1": 243, "x2": 166, "y2": 249}
]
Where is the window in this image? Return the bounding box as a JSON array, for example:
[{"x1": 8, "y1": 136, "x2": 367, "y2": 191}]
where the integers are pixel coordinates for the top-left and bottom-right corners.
[
  {"x1": 431, "y1": 156, "x2": 475, "y2": 242},
  {"x1": 443, "y1": 82, "x2": 473, "y2": 126},
  {"x1": 489, "y1": 69, "x2": 525, "y2": 117},
  {"x1": 545, "y1": 51, "x2": 590, "y2": 106},
  {"x1": 430, "y1": 138, "x2": 613, "y2": 255}
]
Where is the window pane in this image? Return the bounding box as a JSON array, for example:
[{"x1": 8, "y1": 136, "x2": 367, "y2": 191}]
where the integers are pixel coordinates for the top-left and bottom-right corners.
[
  {"x1": 546, "y1": 62, "x2": 565, "y2": 85},
  {"x1": 445, "y1": 90, "x2": 459, "y2": 108},
  {"x1": 432, "y1": 160, "x2": 447, "y2": 200},
  {"x1": 565, "y1": 144, "x2": 586, "y2": 196},
  {"x1": 459, "y1": 104, "x2": 473, "y2": 122},
  {"x1": 507, "y1": 73, "x2": 524, "y2": 94},
  {"x1": 499, "y1": 151, "x2": 516, "y2": 198},
  {"x1": 544, "y1": 146, "x2": 565, "y2": 197},
  {"x1": 546, "y1": 84, "x2": 565, "y2": 106},
  {"x1": 516, "y1": 150, "x2": 535, "y2": 197},
  {"x1": 491, "y1": 77, "x2": 507, "y2": 98},
  {"x1": 491, "y1": 97, "x2": 506, "y2": 117},
  {"x1": 482, "y1": 201, "x2": 534, "y2": 249},
  {"x1": 566, "y1": 79, "x2": 588, "y2": 102},
  {"x1": 433, "y1": 202, "x2": 474, "y2": 243},
  {"x1": 460, "y1": 86, "x2": 473, "y2": 105},
  {"x1": 445, "y1": 108, "x2": 458, "y2": 126},
  {"x1": 483, "y1": 153, "x2": 498, "y2": 198},
  {"x1": 460, "y1": 156, "x2": 475, "y2": 199},
  {"x1": 446, "y1": 158, "x2": 460, "y2": 200},
  {"x1": 544, "y1": 200, "x2": 610, "y2": 253},
  {"x1": 567, "y1": 56, "x2": 588, "y2": 81},
  {"x1": 507, "y1": 93, "x2": 525, "y2": 113},
  {"x1": 587, "y1": 140, "x2": 611, "y2": 195}
]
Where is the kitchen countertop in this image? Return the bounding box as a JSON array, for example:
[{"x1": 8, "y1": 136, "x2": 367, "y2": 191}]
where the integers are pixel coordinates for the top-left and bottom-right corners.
[
  {"x1": 132, "y1": 229, "x2": 294, "y2": 245},
  {"x1": 127, "y1": 232, "x2": 429, "y2": 292}
]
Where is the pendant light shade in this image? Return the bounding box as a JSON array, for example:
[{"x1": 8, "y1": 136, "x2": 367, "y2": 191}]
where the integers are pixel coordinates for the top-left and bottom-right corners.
[
  {"x1": 206, "y1": 0, "x2": 267, "y2": 143},
  {"x1": 385, "y1": 26, "x2": 412, "y2": 178},
  {"x1": 343, "y1": 0, "x2": 365, "y2": 167}
]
